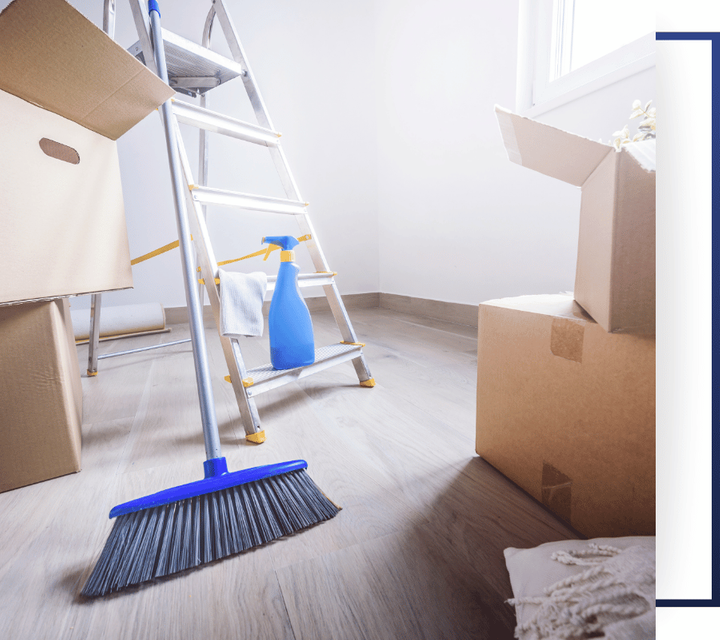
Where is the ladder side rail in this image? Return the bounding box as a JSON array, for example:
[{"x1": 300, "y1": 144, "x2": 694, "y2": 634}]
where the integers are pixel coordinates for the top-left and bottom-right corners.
[
  {"x1": 211, "y1": 2, "x2": 350, "y2": 277},
  {"x1": 171, "y1": 119, "x2": 220, "y2": 274},
  {"x1": 198, "y1": 98, "x2": 210, "y2": 192},
  {"x1": 210, "y1": 6, "x2": 360, "y2": 287},
  {"x1": 198, "y1": 5, "x2": 216, "y2": 310},
  {"x1": 185, "y1": 199, "x2": 263, "y2": 435},
  {"x1": 199, "y1": 3, "x2": 214, "y2": 199},
  {"x1": 212, "y1": 3, "x2": 308, "y2": 205},
  {"x1": 127, "y1": 0, "x2": 158, "y2": 75},
  {"x1": 173, "y1": 113, "x2": 263, "y2": 435},
  {"x1": 196, "y1": 95, "x2": 210, "y2": 309},
  {"x1": 213, "y1": 0, "x2": 277, "y2": 133},
  {"x1": 196, "y1": 96, "x2": 209, "y2": 310},
  {"x1": 87, "y1": 0, "x2": 119, "y2": 376},
  {"x1": 103, "y1": 0, "x2": 116, "y2": 36},
  {"x1": 86, "y1": 294, "x2": 102, "y2": 375},
  {"x1": 292, "y1": 214, "x2": 369, "y2": 351}
]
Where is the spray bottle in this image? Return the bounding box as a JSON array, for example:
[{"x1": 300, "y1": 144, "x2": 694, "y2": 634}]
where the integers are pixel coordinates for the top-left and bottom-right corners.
[{"x1": 262, "y1": 236, "x2": 315, "y2": 370}]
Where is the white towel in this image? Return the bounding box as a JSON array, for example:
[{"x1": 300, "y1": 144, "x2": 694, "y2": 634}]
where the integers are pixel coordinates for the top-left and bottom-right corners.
[{"x1": 218, "y1": 269, "x2": 267, "y2": 338}]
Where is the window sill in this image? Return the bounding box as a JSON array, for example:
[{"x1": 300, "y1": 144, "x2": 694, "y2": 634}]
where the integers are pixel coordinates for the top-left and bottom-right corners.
[{"x1": 521, "y1": 51, "x2": 656, "y2": 118}]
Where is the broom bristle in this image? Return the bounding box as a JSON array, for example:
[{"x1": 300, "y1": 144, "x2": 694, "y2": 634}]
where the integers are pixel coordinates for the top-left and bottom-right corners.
[{"x1": 81, "y1": 469, "x2": 339, "y2": 597}]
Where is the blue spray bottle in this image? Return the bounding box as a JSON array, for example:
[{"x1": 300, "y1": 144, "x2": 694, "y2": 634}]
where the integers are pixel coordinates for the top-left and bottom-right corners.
[{"x1": 262, "y1": 236, "x2": 316, "y2": 370}]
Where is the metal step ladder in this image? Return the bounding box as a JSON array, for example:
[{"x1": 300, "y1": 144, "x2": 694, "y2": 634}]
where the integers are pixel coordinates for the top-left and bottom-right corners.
[{"x1": 119, "y1": 0, "x2": 374, "y2": 442}]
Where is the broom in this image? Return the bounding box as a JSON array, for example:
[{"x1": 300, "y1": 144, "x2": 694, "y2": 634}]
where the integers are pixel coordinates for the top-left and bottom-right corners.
[{"x1": 81, "y1": 1, "x2": 339, "y2": 597}]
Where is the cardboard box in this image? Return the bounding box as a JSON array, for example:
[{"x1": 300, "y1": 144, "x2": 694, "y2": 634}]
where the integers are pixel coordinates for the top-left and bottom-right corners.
[
  {"x1": 476, "y1": 294, "x2": 655, "y2": 538},
  {"x1": 0, "y1": 298, "x2": 83, "y2": 492},
  {"x1": 495, "y1": 106, "x2": 656, "y2": 334},
  {"x1": 0, "y1": 0, "x2": 174, "y2": 306}
]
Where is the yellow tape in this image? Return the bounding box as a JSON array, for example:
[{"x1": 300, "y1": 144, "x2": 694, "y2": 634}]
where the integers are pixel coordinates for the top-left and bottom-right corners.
[
  {"x1": 130, "y1": 235, "x2": 193, "y2": 266},
  {"x1": 131, "y1": 239, "x2": 179, "y2": 266},
  {"x1": 217, "y1": 234, "x2": 311, "y2": 267},
  {"x1": 341, "y1": 341, "x2": 366, "y2": 347},
  {"x1": 138, "y1": 233, "x2": 311, "y2": 277},
  {"x1": 359, "y1": 378, "x2": 376, "y2": 387}
]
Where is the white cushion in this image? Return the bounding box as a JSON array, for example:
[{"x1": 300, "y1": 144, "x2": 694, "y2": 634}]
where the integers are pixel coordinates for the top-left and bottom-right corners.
[{"x1": 504, "y1": 537, "x2": 655, "y2": 639}]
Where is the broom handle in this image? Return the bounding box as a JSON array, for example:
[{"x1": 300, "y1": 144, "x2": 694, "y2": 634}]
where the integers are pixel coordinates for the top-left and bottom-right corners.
[{"x1": 148, "y1": 1, "x2": 222, "y2": 461}]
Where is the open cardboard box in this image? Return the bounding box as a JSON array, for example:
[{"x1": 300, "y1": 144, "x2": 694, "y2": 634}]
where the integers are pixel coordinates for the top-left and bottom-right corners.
[
  {"x1": 495, "y1": 106, "x2": 656, "y2": 334},
  {"x1": 476, "y1": 294, "x2": 655, "y2": 538},
  {"x1": 0, "y1": 0, "x2": 174, "y2": 306}
]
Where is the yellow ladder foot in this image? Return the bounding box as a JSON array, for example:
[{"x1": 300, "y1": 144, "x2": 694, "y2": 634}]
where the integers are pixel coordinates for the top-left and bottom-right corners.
[
  {"x1": 359, "y1": 378, "x2": 375, "y2": 388},
  {"x1": 246, "y1": 430, "x2": 266, "y2": 444},
  {"x1": 224, "y1": 374, "x2": 254, "y2": 388}
]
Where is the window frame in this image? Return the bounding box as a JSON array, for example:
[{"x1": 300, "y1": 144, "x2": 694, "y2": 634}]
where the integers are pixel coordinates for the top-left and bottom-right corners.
[{"x1": 516, "y1": 0, "x2": 656, "y2": 116}]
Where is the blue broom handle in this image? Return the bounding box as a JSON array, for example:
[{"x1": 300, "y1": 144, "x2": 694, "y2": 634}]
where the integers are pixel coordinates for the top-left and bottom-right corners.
[{"x1": 148, "y1": 2, "x2": 222, "y2": 461}]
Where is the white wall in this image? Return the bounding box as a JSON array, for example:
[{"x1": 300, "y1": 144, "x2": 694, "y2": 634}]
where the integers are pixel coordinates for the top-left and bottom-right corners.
[
  {"x1": 5, "y1": 0, "x2": 654, "y2": 311},
  {"x1": 374, "y1": 0, "x2": 655, "y2": 307}
]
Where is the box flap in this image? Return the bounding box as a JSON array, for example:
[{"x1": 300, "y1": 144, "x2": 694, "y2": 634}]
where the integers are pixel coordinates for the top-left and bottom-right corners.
[
  {"x1": 0, "y1": 0, "x2": 174, "y2": 140},
  {"x1": 495, "y1": 106, "x2": 614, "y2": 187}
]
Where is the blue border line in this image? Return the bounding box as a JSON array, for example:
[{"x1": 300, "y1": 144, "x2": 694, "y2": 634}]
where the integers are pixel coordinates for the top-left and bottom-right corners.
[{"x1": 655, "y1": 31, "x2": 718, "y2": 608}]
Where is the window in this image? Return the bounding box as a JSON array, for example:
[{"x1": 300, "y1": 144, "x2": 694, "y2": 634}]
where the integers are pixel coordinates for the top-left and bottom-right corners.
[{"x1": 517, "y1": 0, "x2": 655, "y2": 115}]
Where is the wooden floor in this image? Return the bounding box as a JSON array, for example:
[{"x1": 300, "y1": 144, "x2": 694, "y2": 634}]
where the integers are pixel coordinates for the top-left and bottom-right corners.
[{"x1": 0, "y1": 306, "x2": 578, "y2": 640}]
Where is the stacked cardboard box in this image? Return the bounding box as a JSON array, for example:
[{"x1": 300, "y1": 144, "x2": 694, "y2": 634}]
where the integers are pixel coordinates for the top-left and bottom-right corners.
[
  {"x1": 0, "y1": 299, "x2": 84, "y2": 493},
  {"x1": 474, "y1": 108, "x2": 656, "y2": 538},
  {"x1": 0, "y1": 0, "x2": 173, "y2": 492}
]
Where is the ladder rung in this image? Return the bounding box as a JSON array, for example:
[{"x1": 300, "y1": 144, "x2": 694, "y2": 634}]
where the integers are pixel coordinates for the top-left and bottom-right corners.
[
  {"x1": 189, "y1": 185, "x2": 308, "y2": 215},
  {"x1": 129, "y1": 29, "x2": 245, "y2": 95},
  {"x1": 172, "y1": 101, "x2": 281, "y2": 147},
  {"x1": 267, "y1": 272, "x2": 336, "y2": 290},
  {"x1": 199, "y1": 272, "x2": 335, "y2": 288},
  {"x1": 243, "y1": 343, "x2": 364, "y2": 397}
]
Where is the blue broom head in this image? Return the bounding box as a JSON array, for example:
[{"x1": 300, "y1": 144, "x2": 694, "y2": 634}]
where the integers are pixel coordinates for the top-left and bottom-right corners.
[
  {"x1": 109, "y1": 458, "x2": 308, "y2": 518},
  {"x1": 81, "y1": 457, "x2": 339, "y2": 597}
]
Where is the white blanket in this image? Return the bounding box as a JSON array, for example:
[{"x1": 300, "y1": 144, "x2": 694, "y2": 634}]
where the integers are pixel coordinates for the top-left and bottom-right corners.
[
  {"x1": 218, "y1": 269, "x2": 267, "y2": 338},
  {"x1": 508, "y1": 542, "x2": 655, "y2": 640}
]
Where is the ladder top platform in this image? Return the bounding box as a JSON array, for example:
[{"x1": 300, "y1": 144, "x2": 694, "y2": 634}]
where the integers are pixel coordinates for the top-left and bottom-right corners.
[{"x1": 128, "y1": 29, "x2": 244, "y2": 96}]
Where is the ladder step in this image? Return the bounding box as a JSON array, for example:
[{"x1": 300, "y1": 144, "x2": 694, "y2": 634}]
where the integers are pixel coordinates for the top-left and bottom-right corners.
[
  {"x1": 267, "y1": 272, "x2": 336, "y2": 290},
  {"x1": 172, "y1": 101, "x2": 281, "y2": 146},
  {"x1": 242, "y1": 343, "x2": 364, "y2": 397},
  {"x1": 129, "y1": 29, "x2": 245, "y2": 96},
  {"x1": 200, "y1": 272, "x2": 335, "y2": 288},
  {"x1": 189, "y1": 185, "x2": 308, "y2": 215}
]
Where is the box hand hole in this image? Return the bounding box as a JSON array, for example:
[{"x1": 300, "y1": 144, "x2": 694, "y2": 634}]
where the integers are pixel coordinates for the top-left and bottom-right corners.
[{"x1": 39, "y1": 138, "x2": 80, "y2": 165}]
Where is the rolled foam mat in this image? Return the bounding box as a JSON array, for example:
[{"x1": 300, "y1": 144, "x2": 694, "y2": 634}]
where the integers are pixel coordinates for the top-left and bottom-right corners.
[{"x1": 71, "y1": 302, "x2": 166, "y2": 341}]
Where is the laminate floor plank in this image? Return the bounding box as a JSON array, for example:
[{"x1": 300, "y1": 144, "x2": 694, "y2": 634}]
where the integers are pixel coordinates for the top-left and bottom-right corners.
[
  {"x1": 276, "y1": 524, "x2": 513, "y2": 640},
  {"x1": 0, "y1": 307, "x2": 582, "y2": 640}
]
